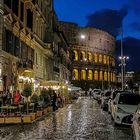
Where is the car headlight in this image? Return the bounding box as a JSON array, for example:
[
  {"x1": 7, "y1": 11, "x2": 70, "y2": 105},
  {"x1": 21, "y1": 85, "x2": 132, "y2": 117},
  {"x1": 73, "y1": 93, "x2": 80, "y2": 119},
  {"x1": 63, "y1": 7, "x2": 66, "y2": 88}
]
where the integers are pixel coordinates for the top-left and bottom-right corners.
[{"x1": 117, "y1": 107, "x2": 127, "y2": 114}]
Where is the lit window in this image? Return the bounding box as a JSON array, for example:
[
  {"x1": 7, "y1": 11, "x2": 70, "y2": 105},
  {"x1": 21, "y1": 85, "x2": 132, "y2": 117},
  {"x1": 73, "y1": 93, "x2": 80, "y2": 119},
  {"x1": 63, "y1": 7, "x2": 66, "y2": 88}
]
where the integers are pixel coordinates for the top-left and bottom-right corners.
[
  {"x1": 88, "y1": 70, "x2": 93, "y2": 80},
  {"x1": 81, "y1": 70, "x2": 86, "y2": 80},
  {"x1": 107, "y1": 56, "x2": 109, "y2": 65},
  {"x1": 99, "y1": 71, "x2": 103, "y2": 81},
  {"x1": 81, "y1": 51, "x2": 86, "y2": 61},
  {"x1": 104, "y1": 71, "x2": 107, "y2": 81},
  {"x1": 94, "y1": 53, "x2": 98, "y2": 63},
  {"x1": 99, "y1": 54, "x2": 102, "y2": 63},
  {"x1": 103, "y1": 55, "x2": 107, "y2": 64},
  {"x1": 113, "y1": 72, "x2": 116, "y2": 82},
  {"x1": 88, "y1": 52, "x2": 92, "y2": 62},
  {"x1": 73, "y1": 69, "x2": 78, "y2": 80},
  {"x1": 94, "y1": 70, "x2": 98, "y2": 80},
  {"x1": 74, "y1": 50, "x2": 78, "y2": 61}
]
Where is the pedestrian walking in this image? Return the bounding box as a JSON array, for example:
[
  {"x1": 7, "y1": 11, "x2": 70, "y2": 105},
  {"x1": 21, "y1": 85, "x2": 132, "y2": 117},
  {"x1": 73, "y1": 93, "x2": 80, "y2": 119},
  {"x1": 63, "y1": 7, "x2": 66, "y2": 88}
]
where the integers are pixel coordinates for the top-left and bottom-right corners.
[{"x1": 52, "y1": 91, "x2": 57, "y2": 111}]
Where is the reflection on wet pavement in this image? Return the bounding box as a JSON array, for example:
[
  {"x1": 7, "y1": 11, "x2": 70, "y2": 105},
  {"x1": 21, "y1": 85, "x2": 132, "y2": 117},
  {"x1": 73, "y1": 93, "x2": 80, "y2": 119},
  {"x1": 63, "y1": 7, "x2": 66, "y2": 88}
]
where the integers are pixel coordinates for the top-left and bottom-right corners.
[{"x1": 0, "y1": 97, "x2": 133, "y2": 140}]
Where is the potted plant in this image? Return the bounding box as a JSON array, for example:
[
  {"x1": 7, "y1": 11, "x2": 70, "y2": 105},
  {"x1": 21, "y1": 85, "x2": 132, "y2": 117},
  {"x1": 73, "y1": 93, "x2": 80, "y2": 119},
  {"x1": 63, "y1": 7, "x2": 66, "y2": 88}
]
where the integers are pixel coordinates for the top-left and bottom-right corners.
[{"x1": 22, "y1": 83, "x2": 32, "y2": 114}]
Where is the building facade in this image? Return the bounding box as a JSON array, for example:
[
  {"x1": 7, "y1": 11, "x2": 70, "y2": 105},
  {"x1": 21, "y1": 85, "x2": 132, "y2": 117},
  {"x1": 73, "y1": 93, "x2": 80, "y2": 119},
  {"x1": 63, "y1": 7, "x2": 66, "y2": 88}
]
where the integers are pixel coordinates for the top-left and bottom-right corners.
[
  {"x1": 0, "y1": 0, "x2": 70, "y2": 93},
  {"x1": 59, "y1": 22, "x2": 116, "y2": 90}
]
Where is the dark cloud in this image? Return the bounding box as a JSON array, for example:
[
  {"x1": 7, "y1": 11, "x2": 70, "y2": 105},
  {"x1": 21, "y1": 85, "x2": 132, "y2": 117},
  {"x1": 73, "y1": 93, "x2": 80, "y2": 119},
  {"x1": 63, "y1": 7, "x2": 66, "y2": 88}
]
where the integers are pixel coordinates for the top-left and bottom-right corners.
[
  {"x1": 116, "y1": 37, "x2": 140, "y2": 72},
  {"x1": 129, "y1": 22, "x2": 140, "y2": 31},
  {"x1": 86, "y1": 8, "x2": 128, "y2": 37},
  {"x1": 124, "y1": 0, "x2": 140, "y2": 15}
]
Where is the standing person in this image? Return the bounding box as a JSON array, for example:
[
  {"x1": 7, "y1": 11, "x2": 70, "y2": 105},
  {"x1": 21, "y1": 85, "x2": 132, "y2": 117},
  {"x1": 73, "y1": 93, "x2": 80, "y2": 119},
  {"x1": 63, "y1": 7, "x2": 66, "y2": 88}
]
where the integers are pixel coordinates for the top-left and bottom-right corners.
[
  {"x1": 13, "y1": 90, "x2": 21, "y2": 106},
  {"x1": 6, "y1": 89, "x2": 12, "y2": 105},
  {"x1": 2, "y1": 90, "x2": 7, "y2": 105},
  {"x1": 52, "y1": 91, "x2": 57, "y2": 111}
]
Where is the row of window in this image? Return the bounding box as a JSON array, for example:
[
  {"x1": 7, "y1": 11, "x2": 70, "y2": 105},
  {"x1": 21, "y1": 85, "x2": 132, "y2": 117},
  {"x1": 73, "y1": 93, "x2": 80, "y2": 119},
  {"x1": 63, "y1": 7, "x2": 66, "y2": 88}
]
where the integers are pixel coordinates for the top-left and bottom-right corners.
[
  {"x1": 3, "y1": 29, "x2": 34, "y2": 68},
  {"x1": 70, "y1": 50, "x2": 115, "y2": 66},
  {"x1": 4, "y1": 0, "x2": 52, "y2": 42},
  {"x1": 73, "y1": 69, "x2": 116, "y2": 82}
]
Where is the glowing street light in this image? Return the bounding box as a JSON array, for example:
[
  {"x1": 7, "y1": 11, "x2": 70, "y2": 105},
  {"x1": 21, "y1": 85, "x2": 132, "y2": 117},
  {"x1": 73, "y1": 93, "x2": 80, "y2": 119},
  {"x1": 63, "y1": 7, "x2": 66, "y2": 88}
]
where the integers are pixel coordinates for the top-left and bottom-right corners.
[
  {"x1": 80, "y1": 34, "x2": 86, "y2": 39},
  {"x1": 119, "y1": 55, "x2": 129, "y2": 90}
]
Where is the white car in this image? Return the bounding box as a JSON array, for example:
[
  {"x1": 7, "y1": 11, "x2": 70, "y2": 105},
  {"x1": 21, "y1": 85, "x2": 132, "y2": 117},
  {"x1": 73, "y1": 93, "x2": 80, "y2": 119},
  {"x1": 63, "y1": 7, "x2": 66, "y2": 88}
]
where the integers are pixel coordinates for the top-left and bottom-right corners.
[
  {"x1": 132, "y1": 104, "x2": 140, "y2": 140},
  {"x1": 111, "y1": 92, "x2": 140, "y2": 125},
  {"x1": 108, "y1": 90, "x2": 124, "y2": 114}
]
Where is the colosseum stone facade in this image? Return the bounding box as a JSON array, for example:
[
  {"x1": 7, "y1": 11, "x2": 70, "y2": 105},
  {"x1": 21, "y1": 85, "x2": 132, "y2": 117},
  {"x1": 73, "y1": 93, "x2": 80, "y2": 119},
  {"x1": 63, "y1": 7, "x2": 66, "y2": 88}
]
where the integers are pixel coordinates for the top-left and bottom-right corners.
[{"x1": 59, "y1": 21, "x2": 116, "y2": 90}]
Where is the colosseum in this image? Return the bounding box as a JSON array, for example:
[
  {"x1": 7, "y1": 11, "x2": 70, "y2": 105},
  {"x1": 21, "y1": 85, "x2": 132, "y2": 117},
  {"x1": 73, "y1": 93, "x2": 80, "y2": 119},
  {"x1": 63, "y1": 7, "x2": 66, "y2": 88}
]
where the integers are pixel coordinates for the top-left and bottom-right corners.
[{"x1": 59, "y1": 21, "x2": 116, "y2": 90}]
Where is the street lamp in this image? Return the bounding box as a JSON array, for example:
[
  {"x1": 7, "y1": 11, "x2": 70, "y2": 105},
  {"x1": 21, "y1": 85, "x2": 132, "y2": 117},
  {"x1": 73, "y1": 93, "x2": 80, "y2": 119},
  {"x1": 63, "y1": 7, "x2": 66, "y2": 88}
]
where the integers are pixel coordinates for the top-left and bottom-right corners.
[
  {"x1": 80, "y1": 34, "x2": 86, "y2": 39},
  {"x1": 119, "y1": 56, "x2": 129, "y2": 90}
]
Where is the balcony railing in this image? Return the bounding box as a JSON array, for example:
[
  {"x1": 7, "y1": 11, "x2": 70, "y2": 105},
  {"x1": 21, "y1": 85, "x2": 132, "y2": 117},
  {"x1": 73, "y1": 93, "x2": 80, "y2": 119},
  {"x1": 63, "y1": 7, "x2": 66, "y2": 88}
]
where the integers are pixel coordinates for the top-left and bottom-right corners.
[{"x1": 17, "y1": 59, "x2": 33, "y2": 69}]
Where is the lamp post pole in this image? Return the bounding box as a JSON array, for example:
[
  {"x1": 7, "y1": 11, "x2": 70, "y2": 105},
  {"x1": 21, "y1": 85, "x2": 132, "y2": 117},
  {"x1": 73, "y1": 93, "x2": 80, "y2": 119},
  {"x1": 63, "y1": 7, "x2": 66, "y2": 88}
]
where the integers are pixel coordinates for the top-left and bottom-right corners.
[{"x1": 121, "y1": 26, "x2": 124, "y2": 91}]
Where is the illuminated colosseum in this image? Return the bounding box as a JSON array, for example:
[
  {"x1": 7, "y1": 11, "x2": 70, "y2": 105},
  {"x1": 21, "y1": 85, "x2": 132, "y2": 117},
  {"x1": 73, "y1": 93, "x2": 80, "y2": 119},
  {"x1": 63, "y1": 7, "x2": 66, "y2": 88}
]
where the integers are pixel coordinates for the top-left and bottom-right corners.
[{"x1": 59, "y1": 22, "x2": 116, "y2": 90}]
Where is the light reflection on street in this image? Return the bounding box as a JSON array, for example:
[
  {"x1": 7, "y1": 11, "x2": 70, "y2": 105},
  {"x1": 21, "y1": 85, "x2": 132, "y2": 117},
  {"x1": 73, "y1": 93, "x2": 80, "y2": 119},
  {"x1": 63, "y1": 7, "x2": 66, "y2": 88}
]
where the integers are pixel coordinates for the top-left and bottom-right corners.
[{"x1": 0, "y1": 97, "x2": 133, "y2": 140}]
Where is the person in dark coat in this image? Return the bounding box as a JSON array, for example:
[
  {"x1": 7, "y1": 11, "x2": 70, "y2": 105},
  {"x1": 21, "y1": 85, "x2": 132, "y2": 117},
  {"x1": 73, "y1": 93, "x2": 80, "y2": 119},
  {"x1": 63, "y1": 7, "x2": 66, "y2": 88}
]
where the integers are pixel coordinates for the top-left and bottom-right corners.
[{"x1": 52, "y1": 91, "x2": 57, "y2": 111}]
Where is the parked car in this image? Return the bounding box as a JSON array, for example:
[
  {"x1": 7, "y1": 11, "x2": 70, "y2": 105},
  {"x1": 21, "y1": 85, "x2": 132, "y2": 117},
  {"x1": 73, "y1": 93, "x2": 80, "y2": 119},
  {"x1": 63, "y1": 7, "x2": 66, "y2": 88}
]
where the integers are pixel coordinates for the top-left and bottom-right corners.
[
  {"x1": 111, "y1": 92, "x2": 140, "y2": 125},
  {"x1": 108, "y1": 90, "x2": 124, "y2": 114},
  {"x1": 132, "y1": 104, "x2": 140, "y2": 140},
  {"x1": 92, "y1": 89, "x2": 101, "y2": 101},
  {"x1": 101, "y1": 90, "x2": 111, "y2": 110}
]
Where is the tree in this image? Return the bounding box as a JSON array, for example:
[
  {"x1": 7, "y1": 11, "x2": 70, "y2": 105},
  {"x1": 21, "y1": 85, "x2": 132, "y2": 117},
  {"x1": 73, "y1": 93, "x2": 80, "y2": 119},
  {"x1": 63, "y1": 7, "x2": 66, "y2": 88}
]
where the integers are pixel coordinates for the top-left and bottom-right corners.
[{"x1": 22, "y1": 83, "x2": 32, "y2": 114}]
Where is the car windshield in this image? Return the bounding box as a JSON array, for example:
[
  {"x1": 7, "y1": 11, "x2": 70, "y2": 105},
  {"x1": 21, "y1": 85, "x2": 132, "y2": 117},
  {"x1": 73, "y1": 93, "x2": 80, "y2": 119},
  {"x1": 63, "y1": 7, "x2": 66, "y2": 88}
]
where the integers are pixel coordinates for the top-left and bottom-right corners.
[
  {"x1": 118, "y1": 94, "x2": 140, "y2": 105},
  {"x1": 112, "y1": 91, "x2": 126, "y2": 99},
  {"x1": 105, "y1": 91, "x2": 111, "y2": 96}
]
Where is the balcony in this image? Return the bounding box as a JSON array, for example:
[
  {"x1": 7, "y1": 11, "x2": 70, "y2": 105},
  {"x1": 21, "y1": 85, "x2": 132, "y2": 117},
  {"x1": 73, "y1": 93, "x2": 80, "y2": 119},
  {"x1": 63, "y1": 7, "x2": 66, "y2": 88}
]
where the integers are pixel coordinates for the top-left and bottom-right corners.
[{"x1": 17, "y1": 59, "x2": 33, "y2": 69}]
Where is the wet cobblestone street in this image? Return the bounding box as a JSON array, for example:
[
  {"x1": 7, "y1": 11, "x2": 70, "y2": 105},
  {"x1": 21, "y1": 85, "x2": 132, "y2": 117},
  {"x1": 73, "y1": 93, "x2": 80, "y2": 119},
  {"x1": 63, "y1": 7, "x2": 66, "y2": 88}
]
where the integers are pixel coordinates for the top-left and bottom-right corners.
[{"x1": 0, "y1": 97, "x2": 133, "y2": 140}]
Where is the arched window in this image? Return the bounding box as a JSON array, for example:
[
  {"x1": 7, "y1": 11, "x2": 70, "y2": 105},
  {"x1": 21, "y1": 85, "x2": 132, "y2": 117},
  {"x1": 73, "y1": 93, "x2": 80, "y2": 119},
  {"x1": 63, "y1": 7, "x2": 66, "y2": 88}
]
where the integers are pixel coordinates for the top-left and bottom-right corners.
[
  {"x1": 81, "y1": 51, "x2": 86, "y2": 61},
  {"x1": 88, "y1": 52, "x2": 92, "y2": 62},
  {"x1": 103, "y1": 55, "x2": 107, "y2": 64},
  {"x1": 88, "y1": 70, "x2": 93, "y2": 80},
  {"x1": 81, "y1": 70, "x2": 86, "y2": 80},
  {"x1": 73, "y1": 69, "x2": 78, "y2": 80},
  {"x1": 107, "y1": 56, "x2": 110, "y2": 65},
  {"x1": 108, "y1": 72, "x2": 110, "y2": 82},
  {"x1": 112, "y1": 58, "x2": 115, "y2": 66},
  {"x1": 113, "y1": 72, "x2": 116, "y2": 82},
  {"x1": 99, "y1": 54, "x2": 102, "y2": 63},
  {"x1": 94, "y1": 70, "x2": 98, "y2": 80},
  {"x1": 73, "y1": 50, "x2": 78, "y2": 61},
  {"x1": 94, "y1": 53, "x2": 98, "y2": 63},
  {"x1": 104, "y1": 71, "x2": 107, "y2": 81},
  {"x1": 99, "y1": 71, "x2": 103, "y2": 81}
]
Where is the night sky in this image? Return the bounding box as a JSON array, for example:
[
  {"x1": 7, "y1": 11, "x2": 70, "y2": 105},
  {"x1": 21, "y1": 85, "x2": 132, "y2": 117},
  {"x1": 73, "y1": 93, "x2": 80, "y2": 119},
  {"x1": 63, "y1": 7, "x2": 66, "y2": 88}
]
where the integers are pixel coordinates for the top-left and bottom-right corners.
[{"x1": 54, "y1": 0, "x2": 140, "y2": 72}]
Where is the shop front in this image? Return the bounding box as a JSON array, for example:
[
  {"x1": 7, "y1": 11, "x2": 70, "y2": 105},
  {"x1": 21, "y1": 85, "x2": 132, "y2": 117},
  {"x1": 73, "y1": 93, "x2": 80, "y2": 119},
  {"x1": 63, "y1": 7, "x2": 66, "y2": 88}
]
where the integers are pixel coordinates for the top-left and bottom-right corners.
[{"x1": 18, "y1": 68, "x2": 35, "y2": 94}]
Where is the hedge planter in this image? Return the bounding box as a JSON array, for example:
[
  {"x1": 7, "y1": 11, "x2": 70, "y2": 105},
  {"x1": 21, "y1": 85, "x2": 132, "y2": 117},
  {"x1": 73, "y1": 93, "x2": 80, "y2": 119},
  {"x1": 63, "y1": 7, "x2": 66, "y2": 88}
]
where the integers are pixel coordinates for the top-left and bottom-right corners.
[
  {"x1": 0, "y1": 118, "x2": 5, "y2": 124},
  {"x1": 5, "y1": 117, "x2": 21, "y2": 124},
  {"x1": 22, "y1": 115, "x2": 32, "y2": 123},
  {"x1": 37, "y1": 111, "x2": 43, "y2": 117},
  {"x1": 29, "y1": 113, "x2": 37, "y2": 121}
]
